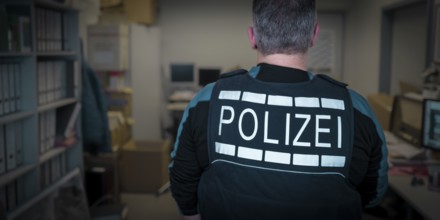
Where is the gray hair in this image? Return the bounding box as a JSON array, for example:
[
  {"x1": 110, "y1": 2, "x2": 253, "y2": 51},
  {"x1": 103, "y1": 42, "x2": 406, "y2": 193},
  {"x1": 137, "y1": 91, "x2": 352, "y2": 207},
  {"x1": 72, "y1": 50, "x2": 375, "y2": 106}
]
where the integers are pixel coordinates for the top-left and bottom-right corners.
[{"x1": 252, "y1": 0, "x2": 317, "y2": 55}]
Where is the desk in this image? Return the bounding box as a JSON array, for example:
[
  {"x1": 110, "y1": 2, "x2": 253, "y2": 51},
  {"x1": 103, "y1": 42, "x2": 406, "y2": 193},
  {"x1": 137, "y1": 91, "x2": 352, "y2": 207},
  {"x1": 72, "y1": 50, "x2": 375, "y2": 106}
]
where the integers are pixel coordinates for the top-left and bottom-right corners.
[
  {"x1": 389, "y1": 172, "x2": 440, "y2": 220},
  {"x1": 167, "y1": 102, "x2": 189, "y2": 111},
  {"x1": 386, "y1": 130, "x2": 440, "y2": 219}
]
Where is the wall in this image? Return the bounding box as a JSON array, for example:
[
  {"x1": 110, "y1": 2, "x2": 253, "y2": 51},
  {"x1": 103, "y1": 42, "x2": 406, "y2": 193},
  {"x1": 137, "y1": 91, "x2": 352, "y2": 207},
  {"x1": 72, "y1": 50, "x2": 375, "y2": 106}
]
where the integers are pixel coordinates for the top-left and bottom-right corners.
[
  {"x1": 130, "y1": 25, "x2": 162, "y2": 140},
  {"x1": 152, "y1": 0, "x2": 429, "y2": 106},
  {"x1": 159, "y1": 0, "x2": 352, "y2": 78},
  {"x1": 390, "y1": 3, "x2": 427, "y2": 95},
  {"x1": 159, "y1": 0, "x2": 255, "y2": 78},
  {"x1": 158, "y1": 0, "x2": 255, "y2": 137},
  {"x1": 158, "y1": 0, "x2": 427, "y2": 98},
  {"x1": 317, "y1": 0, "x2": 352, "y2": 11},
  {"x1": 310, "y1": 13, "x2": 345, "y2": 80},
  {"x1": 73, "y1": 0, "x2": 164, "y2": 140},
  {"x1": 77, "y1": 0, "x2": 427, "y2": 140},
  {"x1": 157, "y1": 0, "x2": 352, "y2": 137},
  {"x1": 71, "y1": 0, "x2": 100, "y2": 58},
  {"x1": 343, "y1": 0, "x2": 415, "y2": 96}
]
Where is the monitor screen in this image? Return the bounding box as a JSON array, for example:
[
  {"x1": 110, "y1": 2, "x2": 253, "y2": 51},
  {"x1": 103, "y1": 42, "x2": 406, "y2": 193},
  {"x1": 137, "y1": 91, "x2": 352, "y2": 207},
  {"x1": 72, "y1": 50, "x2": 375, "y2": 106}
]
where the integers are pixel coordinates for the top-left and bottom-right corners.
[
  {"x1": 389, "y1": 95, "x2": 423, "y2": 146},
  {"x1": 422, "y1": 99, "x2": 440, "y2": 151},
  {"x1": 198, "y1": 68, "x2": 221, "y2": 86},
  {"x1": 170, "y1": 63, "x2": 194, "y2": 82}
]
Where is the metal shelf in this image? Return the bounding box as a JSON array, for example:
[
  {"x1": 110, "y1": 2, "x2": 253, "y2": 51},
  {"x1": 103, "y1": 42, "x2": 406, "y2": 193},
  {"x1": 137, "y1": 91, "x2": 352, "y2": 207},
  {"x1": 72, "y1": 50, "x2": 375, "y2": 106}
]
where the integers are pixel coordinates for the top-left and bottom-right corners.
[
  {"x1": 37, "y1": 98, "x2": 78, "y2": 113},
  {"x1": 0, "y1": 52, "x2": 33, "y2": 57},
  {"x1": 7, "y1": 168, "x2": 82, "y2": 220},
  {"x1": 34, "y1": 0, "x2": 77, "y2": 11},
  {"x1": 0, "y1": 165, "x2": 36, "y2": 187},
  {"x1": 1, "y1": 0, "x2": 83, "y2": 218},
  {"x1": 39, "y1": 143, "x2": 77, "y2": 164},
  {"x1": 36, "y1": 51, "x2": 77, "y2": 57},
  {"x1": 0, "y1": 111, "x2": 35, "y2": 125}
]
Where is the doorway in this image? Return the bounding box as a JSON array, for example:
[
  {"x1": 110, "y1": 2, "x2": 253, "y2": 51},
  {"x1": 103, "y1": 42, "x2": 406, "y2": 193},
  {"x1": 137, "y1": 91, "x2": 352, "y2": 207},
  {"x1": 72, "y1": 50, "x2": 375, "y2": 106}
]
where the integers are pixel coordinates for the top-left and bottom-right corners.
[{"x1": 379, "y1": 0, "x2": 429, "y2": 95}]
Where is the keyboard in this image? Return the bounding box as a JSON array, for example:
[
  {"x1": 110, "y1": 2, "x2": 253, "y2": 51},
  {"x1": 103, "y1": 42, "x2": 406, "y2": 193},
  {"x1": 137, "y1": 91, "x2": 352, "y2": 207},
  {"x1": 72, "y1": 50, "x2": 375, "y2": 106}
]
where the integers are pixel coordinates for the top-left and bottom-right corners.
[
  {"x1": 388, "y1": 141, "x2": 425, "y2": 160},
  {"x1": 169, "y1": 90, "x2": 196, "y2": 102},
  {"x1": 385, "y1": 131, "x2": 425, "y2": 160}
]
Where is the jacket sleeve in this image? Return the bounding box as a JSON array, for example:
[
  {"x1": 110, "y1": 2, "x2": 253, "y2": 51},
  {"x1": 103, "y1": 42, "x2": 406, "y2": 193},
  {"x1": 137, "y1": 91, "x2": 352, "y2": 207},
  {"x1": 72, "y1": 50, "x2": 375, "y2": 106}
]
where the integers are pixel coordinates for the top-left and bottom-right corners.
[
  {"x1": 169, "y1": 84, "x2": 214, "y2": 215},
  {"x1": 349, "y1": 90, "x2": 389, "y2": 207}
]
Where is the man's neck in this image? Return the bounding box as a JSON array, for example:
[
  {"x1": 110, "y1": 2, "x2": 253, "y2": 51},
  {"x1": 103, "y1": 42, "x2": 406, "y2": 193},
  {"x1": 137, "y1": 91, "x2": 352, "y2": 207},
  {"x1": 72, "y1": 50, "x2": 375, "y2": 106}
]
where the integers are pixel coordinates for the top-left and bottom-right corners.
[{"x1": 257, "y1": 53, "x2": 308, "y2": 71}]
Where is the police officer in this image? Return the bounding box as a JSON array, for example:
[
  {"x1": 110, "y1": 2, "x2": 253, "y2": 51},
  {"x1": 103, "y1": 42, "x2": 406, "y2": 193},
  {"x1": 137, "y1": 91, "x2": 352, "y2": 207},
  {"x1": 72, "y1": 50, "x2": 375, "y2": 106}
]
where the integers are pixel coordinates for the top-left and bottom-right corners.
[{"x1": 169, "y1": 0, "x2": 388, "y2": 219}]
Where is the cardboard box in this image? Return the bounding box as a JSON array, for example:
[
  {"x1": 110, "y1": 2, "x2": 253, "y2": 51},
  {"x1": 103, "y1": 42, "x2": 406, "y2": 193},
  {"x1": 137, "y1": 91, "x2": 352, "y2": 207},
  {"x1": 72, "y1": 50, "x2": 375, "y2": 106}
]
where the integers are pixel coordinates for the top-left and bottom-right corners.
[
  {"x1": 99, "y1": 6, "x2": 130, "y2": 24},
  {"x1": 87, "y1": 24, "x2": 129, "y2": 71},
  {"x1": 108, "y1": 111, "x2": 129, "y2": 151},
  {"x1": 124, "y1": 0, "x2": 156, "y2": 25},
  {"x1": 119, "y1": 139, "x2": 171, "y2": 194},
  {"x1": 107, "y1": 88, "x2": 132, "y2": 119},
  {"x1": 367, "y1": 93, "x2": 394, "y2": 131},
  {"x1": 100, "y1": 0, "x2": 122, "y2": 8}
]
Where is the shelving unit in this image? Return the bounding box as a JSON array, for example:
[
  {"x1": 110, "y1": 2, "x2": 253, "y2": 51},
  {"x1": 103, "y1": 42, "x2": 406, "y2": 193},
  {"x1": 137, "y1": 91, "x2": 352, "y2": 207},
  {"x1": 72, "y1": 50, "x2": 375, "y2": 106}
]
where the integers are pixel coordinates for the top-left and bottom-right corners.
[
  {"x1": 87, "y1": 24, "x2": 133, "y2": 146},
  {"x1": 0, "y1": 0, "x2": 84, "y2": 219}
]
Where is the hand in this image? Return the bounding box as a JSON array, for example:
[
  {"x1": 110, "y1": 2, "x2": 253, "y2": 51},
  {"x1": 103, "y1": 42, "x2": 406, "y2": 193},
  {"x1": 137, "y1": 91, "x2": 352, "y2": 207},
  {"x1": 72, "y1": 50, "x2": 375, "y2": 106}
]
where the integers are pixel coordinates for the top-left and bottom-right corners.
[{"x1": 183, "y1": 214, "x2": 201, "y2": 220}]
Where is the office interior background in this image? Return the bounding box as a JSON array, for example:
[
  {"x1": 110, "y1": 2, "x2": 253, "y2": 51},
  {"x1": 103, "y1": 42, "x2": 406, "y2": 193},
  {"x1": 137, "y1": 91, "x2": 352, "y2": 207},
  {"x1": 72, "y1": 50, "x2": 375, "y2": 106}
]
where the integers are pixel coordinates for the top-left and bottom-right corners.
[{"x1": 0, "y1": 0, "x2": 439, "y2": 219}]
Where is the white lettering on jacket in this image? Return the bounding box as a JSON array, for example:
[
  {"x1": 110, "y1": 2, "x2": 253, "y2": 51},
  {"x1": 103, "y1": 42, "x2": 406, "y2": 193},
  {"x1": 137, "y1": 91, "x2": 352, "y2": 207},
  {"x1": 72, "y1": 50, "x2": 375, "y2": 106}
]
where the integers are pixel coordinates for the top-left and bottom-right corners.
[{"x1": 218, "y1": 106, "x2": 342, "y2": 148}]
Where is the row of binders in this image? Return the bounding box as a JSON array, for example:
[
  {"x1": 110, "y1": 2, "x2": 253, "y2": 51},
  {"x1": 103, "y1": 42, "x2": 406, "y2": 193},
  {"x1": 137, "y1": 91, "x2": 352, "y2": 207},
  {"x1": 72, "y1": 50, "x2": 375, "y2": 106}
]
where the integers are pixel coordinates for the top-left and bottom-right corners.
[
  {"x1": 0, "y1": 61, "x2": 22, "y2": 117},
  {"x1": 35, "y1": 7, "x2": 66, "y2": 52},
  {"x1": 0, "y1": 153, "x2": 67, "y2": 213},
  {"x1": 0, "y1": 121, "x2": 24, "y2": 176},
  {"x1": 39, "y1": 103, "x2": 81, "y2": 155},
  {"x1": 39, "y1": 110, "x2": 56, "y2": 155},
  {"x1": 0, "y1": 6, "x2": 31, "y2": 53},
  {"x1": 38, "y1": 60, "x2": 68, "y2": 105},
  {"x1": 0, "y1": 178, "x2": 24, "y2": 212},
  {"x1": 40, "y1": 153, "x2": 67, "y2": 190}
]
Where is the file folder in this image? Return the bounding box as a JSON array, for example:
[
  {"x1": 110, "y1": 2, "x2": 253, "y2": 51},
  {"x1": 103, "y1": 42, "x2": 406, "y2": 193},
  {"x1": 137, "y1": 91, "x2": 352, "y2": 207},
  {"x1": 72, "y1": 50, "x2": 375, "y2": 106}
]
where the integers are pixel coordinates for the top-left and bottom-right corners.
[
  {"x1": 2, "y1": 63, "x2": 9, "y2": 114},
  {"x1": 0, "y1": 63, "x2": 3, "y2": 116},
  {"x1": 0, "y1": 125, "x2": 5, "y2": 174},
  {"x1": 15, "y1": 122, "x2": 23, "y2": 166},
  {"x1": 8, "y1": 63, "x2": 16, "y2": 113},
  {"x1": 5, "y1": 123, "x2": 16, "y2": 171}
]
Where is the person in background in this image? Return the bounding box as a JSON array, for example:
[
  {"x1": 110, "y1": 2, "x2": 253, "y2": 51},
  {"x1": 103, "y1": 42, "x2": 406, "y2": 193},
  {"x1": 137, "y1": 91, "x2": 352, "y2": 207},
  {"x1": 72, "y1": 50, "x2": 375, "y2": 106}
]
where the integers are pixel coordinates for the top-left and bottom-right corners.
[{"x1": 169, "y1": 0, "x2": 388, "y2": 219}]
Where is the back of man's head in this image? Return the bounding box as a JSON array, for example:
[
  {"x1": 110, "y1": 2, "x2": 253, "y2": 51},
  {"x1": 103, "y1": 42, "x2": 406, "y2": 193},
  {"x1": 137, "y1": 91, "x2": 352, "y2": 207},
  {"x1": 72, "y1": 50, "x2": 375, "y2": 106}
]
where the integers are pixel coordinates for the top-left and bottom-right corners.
[{"x1": 252, "y1": 0, "x2": 317, "y2": 56}]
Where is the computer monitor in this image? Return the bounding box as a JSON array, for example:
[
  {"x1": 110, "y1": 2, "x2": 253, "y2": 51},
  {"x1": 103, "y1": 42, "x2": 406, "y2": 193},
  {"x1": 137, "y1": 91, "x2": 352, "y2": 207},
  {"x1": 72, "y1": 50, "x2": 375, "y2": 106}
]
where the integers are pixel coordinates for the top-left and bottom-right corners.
[
  {"x1": 389, "y1": 95, "x2": 423, "y2": 146},
  {"x1": 198, "y1": 68, "x2": 221, "y2": 87},
  {"x1": 421, "y1": 99, "x2": 440, "y2": 151},
  {"x1": 170, "y1": 63, "x2": 194, "y2": 82}
]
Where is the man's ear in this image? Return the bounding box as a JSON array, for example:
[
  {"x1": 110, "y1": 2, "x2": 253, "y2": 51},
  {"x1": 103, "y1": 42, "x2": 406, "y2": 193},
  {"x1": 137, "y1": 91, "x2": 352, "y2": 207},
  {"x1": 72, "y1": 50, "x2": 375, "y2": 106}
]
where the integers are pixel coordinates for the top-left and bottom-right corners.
[
  {"x1": 310, "y1": 23, "x2": 320, "y2": 47},
  {"x1": 247, "y1": 26, "x2": 258, "y2": 49}
]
